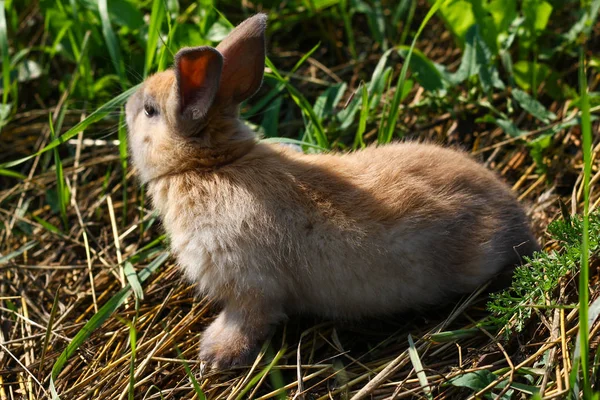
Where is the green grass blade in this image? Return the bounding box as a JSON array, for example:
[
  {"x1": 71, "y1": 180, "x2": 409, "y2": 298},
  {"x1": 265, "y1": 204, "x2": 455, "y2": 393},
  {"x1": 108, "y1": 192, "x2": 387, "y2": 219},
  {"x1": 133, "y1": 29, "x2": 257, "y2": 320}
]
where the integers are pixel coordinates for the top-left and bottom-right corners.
[
  {"x1": 98, "y1": 0, "x2": 126, "y2": 88},
  {"x1": 407, "y1": 334, "x2": 432, "y2": 399},
  {"x1": 124, "y1": 261, "x2": 143, "y2": 300},
  {"x1": 0, "y1": 241, "x2": 37, "y2": 264},
  {"x1": 382, "y1": 0, "x2": 447, "y2": 143},
  {"x1": 235, "y1": 343, "x2": 287, "y2": 400},
  {"x1": 0, "y1": 85, "x2": 139, "y2": 170},
  {"x1": 39, "y1": 287, "x2": 61, "y2": 375},
  {"x1": 576, "y1": 45, "x2": 592, "y2": 399},
  {"x1": 173, "y1": 344, "x2": 206, "y2": 400},
  {"x1": 32, "y1": 215, "x2": 62, "y2": 234},
  {"x1": 0, "y1": 168, "x2": 26, "y2": 179},
  {"x1": 50, "y1": 252, "x2": 169, "y2": 396},
  {"x1": 118, "y1": 109, "x2": 128, "y2": 223},
  {"x1": 0, "y1": 0, "x2": 10, "y2": 106},
  {"x1": 353, "y1": 83, "x2": 369, "y2": 149},
  {"x1": 49, "y1": 113, "x2": 69, "y2": 228},
  {"x1": 339, "y1": 0, "x2": 357, "y2": 58},
  {"x1": 121, "y1": 316, "x2": 138, "y2": 400},
  {"x1": 264, "y1": 60, "x2": 328, "y2": 148},
  {"x1": 144, "y1": 0, "x2": 165, "y2": 77}
]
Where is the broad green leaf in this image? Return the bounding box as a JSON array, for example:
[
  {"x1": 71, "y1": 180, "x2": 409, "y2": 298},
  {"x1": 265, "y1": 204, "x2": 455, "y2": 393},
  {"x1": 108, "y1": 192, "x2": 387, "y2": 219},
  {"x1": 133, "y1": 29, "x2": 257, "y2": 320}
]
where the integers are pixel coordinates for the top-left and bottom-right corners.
[
  {"x1": 472, "y1": 25, "x2": 504, "y2": 92},
  {"x1": 512, "y1": 61, "x2": 572, "y2": 100},
  {"x1": 487, "y1": 0, "x2": 517, "y2": 36},
  {"x1": 449, "y1": 369, "x2": 499, "y2": 391},
  {"x1": 495, "y1": 118, "x2": 526, "y2": 137},
  {"x1": 432, "y1": 0, "x2": 475, "y2": 45},
  {"x1": 445, "y1": 25, "x2": 504, "y2": 91},
  {"x1": 528, "y1": 132, "x2": 553, "y2": 170},
  {"x1": 397, "y1": 47, "x2": 446, "y2": 93},
  {"x1": 108, "y1": 0, "x2": 143, "y2": 30},
  {"x1": 512, "y1": 89, "x2": 557, "y2": 123},
  {"x1": 447, "y1": 24, "x2": 478, "y2": 85},
  {"x1": 523, "y1": 0, "x2": 552, "y2": 32}
]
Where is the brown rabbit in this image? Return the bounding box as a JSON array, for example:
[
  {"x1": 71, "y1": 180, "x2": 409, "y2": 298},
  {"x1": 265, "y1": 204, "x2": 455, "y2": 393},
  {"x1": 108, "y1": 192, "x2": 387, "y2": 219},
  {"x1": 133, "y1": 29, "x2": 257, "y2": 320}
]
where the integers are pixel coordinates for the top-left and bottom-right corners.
[{"x1": 125, "y1": 14, "x2": 539, "y2": 369}]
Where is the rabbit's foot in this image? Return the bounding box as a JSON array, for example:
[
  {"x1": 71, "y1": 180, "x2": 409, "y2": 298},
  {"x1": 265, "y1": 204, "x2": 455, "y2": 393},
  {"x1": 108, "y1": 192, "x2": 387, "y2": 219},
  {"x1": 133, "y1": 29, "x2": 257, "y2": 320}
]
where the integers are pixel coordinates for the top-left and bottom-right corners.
[{"x1": 199, "y1": 307, "x2": 276, "y2": 370}]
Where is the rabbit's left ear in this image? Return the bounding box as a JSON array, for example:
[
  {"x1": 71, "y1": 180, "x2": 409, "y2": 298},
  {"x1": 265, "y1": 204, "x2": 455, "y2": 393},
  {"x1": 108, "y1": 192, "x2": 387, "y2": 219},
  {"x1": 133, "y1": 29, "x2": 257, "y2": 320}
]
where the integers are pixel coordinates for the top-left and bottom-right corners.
[
  {"x1": 215, "y1": 14, "x2": 267, "y2": 105},
  {"x1": 174, "y1": 46, "x2": 223, "y2": 120}
]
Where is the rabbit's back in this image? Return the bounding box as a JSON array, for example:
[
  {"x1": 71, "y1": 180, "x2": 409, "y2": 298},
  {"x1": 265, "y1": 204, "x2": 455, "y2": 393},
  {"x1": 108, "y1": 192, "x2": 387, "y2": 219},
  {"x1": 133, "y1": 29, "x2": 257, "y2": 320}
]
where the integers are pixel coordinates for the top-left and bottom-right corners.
[{"x1": 150, "y1": 142, "x2": 538, "y2": 319}]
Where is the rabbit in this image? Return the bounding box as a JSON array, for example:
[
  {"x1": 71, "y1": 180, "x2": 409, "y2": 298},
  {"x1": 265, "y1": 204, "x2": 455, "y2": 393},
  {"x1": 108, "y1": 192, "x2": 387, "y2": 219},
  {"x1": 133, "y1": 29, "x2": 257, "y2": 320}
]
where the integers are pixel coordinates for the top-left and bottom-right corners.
[{"x1": 125, "y1": 13, "x2": 540, "y2": 370}]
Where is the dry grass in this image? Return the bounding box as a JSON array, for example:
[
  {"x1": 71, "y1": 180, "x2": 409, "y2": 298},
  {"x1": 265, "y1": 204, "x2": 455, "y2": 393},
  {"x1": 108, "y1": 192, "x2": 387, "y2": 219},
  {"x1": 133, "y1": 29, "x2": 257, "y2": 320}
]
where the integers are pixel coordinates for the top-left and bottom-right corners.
[{"x1": 1, "y1": 4, "x2": 600, "y2": 399}]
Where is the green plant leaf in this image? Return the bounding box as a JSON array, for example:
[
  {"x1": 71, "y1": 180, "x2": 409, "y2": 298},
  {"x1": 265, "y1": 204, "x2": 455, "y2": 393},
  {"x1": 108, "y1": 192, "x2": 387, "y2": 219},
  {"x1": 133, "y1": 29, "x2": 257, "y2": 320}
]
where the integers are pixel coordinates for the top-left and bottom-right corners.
[
  {"x1": 397, "y1": 46, "x2": 446, "y2": 93},
  {"x1": 432, "y1": 0, "x2": 475, "y2": 45},
  {"x1": 494, "y1": 118, "x2": 526, "y2": 137},
  {"x1": 313, "y1": 82, "x2": 347, "y2": 121},
  {"x1": 144, "y1": 0, "x2": 165, "y2": 77},
  {"x1": 449, "y1": 369, "x2": 499, "y2": 391},
  {"x1": 0, "y1": 0, "x2": 11, "y2": 107},
  {"x1": 0, "y1": 167, "x2": 25, "y2": 179},
  {"x1": 381, "y1": 0, "x2": 446, "y2": 144},
  {"x1": 523, "y1": 0, "x2": 552, "y2": 33},
  {"x1": 124, "y1": 261, "x2": 144, "y2": 300},
  {"x1": 260, "y1": 95, "x2": 282, "y2": 138},
  {"x1": 0, "y1": 241, "x2": 38, "y2": 264},
  {"x1": 50, "y1": 252, "x2": 169, "y2": 398},
  {"x1": 445, "y1": 24, "x2": 504, "y2": 91},
  {"x1": 353, "y1": 83, "x2": 369, "y2": 149},
  {"x1": 98, "y1": 0, "x2": 126, "y2": 88},
  {"x1": 407, "y1": 334, "x2": 432, "y2": 399},
  {"x1": 0, "y1": 85, "x2": 139, "y2": 170},
  {"x1": 512, "y1": 88, "x2": 557, "y2": 123}
]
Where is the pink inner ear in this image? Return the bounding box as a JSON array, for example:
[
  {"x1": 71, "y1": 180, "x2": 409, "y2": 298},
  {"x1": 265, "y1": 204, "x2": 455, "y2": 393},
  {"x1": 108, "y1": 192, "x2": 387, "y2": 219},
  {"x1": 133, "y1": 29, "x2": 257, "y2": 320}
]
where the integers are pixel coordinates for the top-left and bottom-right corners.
[{"x1": 179, "y1": 54, "x2": 213, "y2": 109}]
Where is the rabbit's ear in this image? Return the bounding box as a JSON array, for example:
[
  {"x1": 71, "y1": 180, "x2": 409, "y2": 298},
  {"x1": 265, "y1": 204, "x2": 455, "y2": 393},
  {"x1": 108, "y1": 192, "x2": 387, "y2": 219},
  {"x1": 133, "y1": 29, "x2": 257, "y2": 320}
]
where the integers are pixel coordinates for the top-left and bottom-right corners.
[
  {"x1": 216, "y1": 14, "x2": 267, "y2": 104},
  {"x1": 174, "y1": 46, "x2": 223, "y2": 120}
]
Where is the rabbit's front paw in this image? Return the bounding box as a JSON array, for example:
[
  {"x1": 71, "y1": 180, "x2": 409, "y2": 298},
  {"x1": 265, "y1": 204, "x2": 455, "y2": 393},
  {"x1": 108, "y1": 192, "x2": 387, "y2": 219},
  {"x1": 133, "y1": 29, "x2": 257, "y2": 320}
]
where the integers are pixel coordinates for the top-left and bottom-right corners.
[{"x1": 199, "y1": 311, "x2": 259, "y2": 370}]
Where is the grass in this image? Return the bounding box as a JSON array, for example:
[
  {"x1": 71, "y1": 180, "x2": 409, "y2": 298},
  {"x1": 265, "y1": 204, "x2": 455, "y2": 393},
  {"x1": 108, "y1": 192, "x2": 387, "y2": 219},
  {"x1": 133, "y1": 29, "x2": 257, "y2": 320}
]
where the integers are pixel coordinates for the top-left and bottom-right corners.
[{"x1": 1, "y1": 0, "x2": 599, "y2": 398}]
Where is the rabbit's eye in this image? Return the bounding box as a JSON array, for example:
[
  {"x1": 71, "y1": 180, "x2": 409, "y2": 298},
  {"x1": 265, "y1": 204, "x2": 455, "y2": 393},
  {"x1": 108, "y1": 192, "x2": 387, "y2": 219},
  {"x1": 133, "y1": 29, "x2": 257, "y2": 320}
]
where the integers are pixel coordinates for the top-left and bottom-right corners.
[{"x1": 144, "y1": 104, "x2": 157, "y2": 117}]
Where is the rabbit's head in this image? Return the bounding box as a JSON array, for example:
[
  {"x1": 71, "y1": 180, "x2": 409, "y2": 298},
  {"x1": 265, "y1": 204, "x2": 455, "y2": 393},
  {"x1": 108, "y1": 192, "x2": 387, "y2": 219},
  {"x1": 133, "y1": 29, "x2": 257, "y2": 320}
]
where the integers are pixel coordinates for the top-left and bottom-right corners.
[{"x1": 125, "y1": 14, "x2": 267, "y2": 182}]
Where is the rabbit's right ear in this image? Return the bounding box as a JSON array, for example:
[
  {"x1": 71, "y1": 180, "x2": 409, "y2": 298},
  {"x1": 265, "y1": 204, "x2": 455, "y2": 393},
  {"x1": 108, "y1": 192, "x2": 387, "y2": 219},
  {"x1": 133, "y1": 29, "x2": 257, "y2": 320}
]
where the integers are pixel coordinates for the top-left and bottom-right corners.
[
  {"x1": 215, "y1": 14, "x2": 267, "y2": 105},
  {"x1": 174, "y1": 46, "x2": 223, "y2": 120}
]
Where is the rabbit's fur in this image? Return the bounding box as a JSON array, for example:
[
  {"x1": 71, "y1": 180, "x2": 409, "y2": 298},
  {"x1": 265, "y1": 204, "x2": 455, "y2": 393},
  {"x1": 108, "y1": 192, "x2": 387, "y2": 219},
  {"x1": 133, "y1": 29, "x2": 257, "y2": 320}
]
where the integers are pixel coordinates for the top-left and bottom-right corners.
[{"x1": 126, "y1": 14, "x2": 539, "y2": 369}]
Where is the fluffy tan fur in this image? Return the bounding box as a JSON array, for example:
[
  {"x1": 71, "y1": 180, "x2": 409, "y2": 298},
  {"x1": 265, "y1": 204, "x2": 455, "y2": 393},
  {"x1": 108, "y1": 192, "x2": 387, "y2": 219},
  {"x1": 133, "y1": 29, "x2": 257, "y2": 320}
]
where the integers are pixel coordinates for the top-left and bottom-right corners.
[{"x1": 126, "y1": 14, "x2": 539, "y2": 369}]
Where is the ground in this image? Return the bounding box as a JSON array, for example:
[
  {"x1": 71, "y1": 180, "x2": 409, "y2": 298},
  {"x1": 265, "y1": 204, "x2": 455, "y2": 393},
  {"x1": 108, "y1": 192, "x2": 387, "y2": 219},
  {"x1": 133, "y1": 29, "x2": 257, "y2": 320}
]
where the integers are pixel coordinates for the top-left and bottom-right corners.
[{"x1": 0, "y1": 1, "x2": 599, "y2": 399}]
